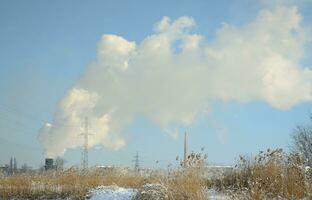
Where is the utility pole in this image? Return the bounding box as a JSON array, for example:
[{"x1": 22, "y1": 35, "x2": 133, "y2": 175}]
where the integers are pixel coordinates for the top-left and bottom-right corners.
[{"x1": 80, "y1": 117, "x2": 91, "y2": 171}]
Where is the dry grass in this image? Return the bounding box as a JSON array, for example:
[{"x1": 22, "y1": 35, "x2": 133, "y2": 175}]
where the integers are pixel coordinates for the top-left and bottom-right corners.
[
  {"x1": 165, "y1": 167, "x2": 207, "y2": 200},
  {"x1": 0, "y1": 151, "x2": 210, "y2": 200},
  {"x1": 161, "y1": 151, "x2": 208, "y2": 200},
  {"x1": 0, "y1": 163, "x2": 208, "y2": 200},
  {"x1": 0, "y1": 168, "x2": 146, "y2": 199},
  {"x1": 2, "y1": 149, "x2": 311, "y2": 199},
  {"x1": 0, "y1": 169, "x2": 207, "y2": 200},
  {"x1": 211, "y1": 148, "x2": 312, "y2": 199}
]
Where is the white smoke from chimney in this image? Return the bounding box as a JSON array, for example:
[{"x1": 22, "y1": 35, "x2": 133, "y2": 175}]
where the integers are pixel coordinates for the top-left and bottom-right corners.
[{"x1": 38, "y1": 6, "x2": 312, "y2": 157}]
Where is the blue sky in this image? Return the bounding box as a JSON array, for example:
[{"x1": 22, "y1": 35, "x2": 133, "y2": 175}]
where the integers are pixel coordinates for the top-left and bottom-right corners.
[{"x1": 1, "y1": 0, "x2": 312, "y2": 168}]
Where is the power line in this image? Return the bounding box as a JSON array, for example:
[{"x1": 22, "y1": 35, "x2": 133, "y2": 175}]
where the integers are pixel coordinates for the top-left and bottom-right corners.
[
  {"x1": 0, "y1": 103, "x2": 81, "y2": 128},
  {"x1": 0, "y1": 103, "x2": 85, "y2": 153},
  {"x1": 0, "y1": 103, "x2": 46, "y2": 124},
  {"x1": 0, "y1": 103, "x2": 97, "y2": 153},
  {"x1": 0, "y1": 113, "x2": 40, "y2": 132},
  {"x1": 0, "y1": 103, "x2": 65, "y2": 125},
  {"x1": 0, "y1": 135, "x2": 41, "y2": 151}
]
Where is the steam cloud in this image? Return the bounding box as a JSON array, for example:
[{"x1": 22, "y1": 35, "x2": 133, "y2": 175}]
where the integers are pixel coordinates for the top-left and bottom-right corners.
[{"x1": 39, "y1": 6, "x2": 312, "y2": 157}]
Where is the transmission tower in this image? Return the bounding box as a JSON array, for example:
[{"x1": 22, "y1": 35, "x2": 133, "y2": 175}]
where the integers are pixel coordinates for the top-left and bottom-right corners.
[
  {"x1": 133, "y1": 151, "x2": 141, "y2": 173},
  {"x1": 80, "y1": 117, "x2": 91, "y2": 171}
]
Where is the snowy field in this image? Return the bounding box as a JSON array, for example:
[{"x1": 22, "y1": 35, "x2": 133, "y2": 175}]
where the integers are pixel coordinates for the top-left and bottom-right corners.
[
  {"x1": 88, "y1": 186, "x2": 137, "y2": 200},
  {"x1": 88, "y1": 186, "x2": 230, "y2": 200}
]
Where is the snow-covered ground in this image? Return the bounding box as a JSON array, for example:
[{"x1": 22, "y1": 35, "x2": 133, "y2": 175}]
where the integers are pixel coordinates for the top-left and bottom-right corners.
[
  {"x1": 88, "y1": 186, "x2": 137, "y2": 200},
  {"x1": 207, "y1": 189, "x2": 231, "y2": 200},
  {"x1": 88, "y1": 186, "x2": 230, "y2": 200}
]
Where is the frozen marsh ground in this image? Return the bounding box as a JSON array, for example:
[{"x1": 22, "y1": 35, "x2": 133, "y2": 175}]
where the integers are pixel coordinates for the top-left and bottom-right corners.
[{"x1": 88, "y1": 186, "x2": 231, "y2": 200}]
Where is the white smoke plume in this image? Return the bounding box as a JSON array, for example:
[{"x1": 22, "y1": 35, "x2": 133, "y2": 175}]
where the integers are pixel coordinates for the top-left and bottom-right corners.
[{"x1": 38, "y1": 5, "x2": 312, "y2": 157}]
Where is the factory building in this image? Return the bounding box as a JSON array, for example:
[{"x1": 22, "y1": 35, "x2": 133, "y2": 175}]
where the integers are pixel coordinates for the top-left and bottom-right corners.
[{"x1": 45, "y1": 158, "x2": 56, "y2": 171}]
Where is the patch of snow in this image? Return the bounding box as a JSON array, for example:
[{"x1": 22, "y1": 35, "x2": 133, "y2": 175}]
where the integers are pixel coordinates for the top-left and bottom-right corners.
[
  {"x1": 88, "y1": 186, "x2": 137, "y2": 200},
  {"x1": 88, "y1": 186, "x2": 232, "y2": 200},
  {"x1": 207, "y1": 189, "x2": 231, "y2": 200}
]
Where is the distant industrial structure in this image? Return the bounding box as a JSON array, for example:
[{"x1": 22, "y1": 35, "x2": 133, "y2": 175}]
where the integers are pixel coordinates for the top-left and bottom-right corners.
[
  {"x1": 133, "y1": 151, "x2": 141, "y2": 173},
  {"x1": 42, "y1": 116, "x2": 91, "y2": 172},
  {"x1": 80, "y1": 117, "x2": 92, "y2": 171},
  {"x1": 0, "y1": 129, "x2": 233, "y2": 179},
  {"x1": 0, "y1": 156, "x2": 17, "y2": 175},
  {"x1": 45, "y1": 158, "x2": 55, "y2": 170},
  {"x1": 9, "y1": 156, "x2": 17, "y2": 174},
  {"x1": 43, "y1": 157, "x2": 64, "y2": 171},
  {"x1": 0, "y1": 156, "x2": 33, "y2": 175},
  {"x1": 183, "y1": 132, "x2": 189, "y2": 167}
]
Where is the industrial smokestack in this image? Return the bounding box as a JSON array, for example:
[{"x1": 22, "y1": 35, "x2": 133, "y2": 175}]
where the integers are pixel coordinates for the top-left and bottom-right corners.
[
  {"x1": 9, "y1": 156, "x2": 17, "y2": 175},
  {"x1": 9, "y1": 157, "x2": 13, "y2": 173},
  {"x1": 183, "y1": 132, "x2": 188, "y2": 167},
  {"x1": 13, "y1": 157, "x2": 17, "y2": 171},
  {"x1": 45, "y1": 158, "x2": 54, "y2": 171}
]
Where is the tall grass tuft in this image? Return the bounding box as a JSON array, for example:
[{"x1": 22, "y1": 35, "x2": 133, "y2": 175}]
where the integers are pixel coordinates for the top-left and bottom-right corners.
[
  {"x1": 163, "y1": 151, "x2": 208, "y2": 200},
  {"x1": 210, "y1": 148, "x2": 312, "y2": 199}
]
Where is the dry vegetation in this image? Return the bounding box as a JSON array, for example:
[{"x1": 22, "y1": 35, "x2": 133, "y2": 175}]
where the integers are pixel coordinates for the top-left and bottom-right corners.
[
  {"x1": 0, "y1": 167, "x2": 207, "y2": 200},
  {"x1": 163, "y1": 152, "x2": 208, "y2": 200},
  {"x1": 1, "y1": 149, "x2": 312, "y2": 199},
  {"x1": 0, "y1": 168, "x2": 146, "y2": 199},
  {"x1": 0, "y1": 152, "x2": 208, "y2": 200},
  {"x1": 209, "y1": 148, "x2": 312, "y2": 199}
]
